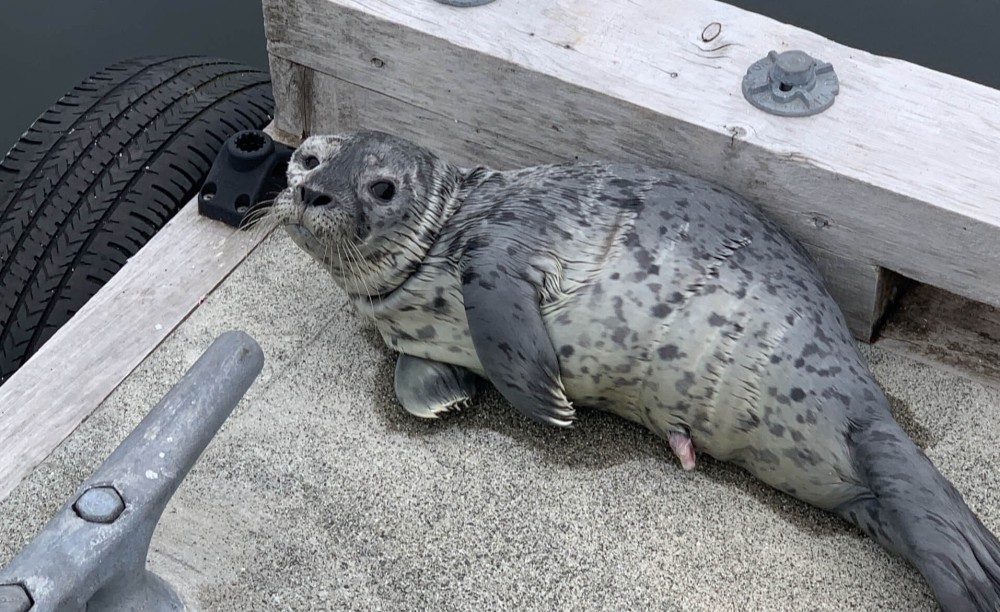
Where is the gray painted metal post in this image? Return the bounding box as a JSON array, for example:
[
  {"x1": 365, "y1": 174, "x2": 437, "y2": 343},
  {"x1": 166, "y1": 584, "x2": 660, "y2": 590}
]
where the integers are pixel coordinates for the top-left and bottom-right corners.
[{"x1": 0, "y1": 330, "x2": 265, "y2": 612}]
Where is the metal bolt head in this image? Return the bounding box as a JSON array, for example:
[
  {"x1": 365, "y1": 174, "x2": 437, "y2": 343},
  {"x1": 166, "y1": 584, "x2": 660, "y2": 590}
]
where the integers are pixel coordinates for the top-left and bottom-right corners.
[
  {"x1": 770, "y1": 50, "x2": 816, "y2": 88},
  {"x1": 742, "y1": 49, "x2": 839, "y2": 117},
  {"x1": 434, "y1": 0, "x2": 496, "y2": 6},
  {"x1": 0, "y1": 584, "x2": 32, "y2": 612},
  {"x1": 73, "y1": 486, "x2": 125, "y2": 523}
]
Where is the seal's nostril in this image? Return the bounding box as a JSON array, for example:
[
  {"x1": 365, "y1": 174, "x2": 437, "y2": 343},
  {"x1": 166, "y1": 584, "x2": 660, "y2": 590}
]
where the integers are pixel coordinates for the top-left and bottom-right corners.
[{"x1": 299, "y1": 186, "x2": 332, "y2": 207}]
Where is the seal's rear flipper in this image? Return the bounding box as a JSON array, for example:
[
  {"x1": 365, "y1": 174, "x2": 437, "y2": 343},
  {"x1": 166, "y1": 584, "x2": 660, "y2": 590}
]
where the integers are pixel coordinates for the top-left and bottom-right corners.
[
  {"x1": 840, "y1": 417, "x2": 1000, "y2": 610},
  {"x1": 460, "y1": 255, "x2": 576, "y2": 428},
  {"x1": 394, "y1": 354, "x2": 478, "y2": 419}
]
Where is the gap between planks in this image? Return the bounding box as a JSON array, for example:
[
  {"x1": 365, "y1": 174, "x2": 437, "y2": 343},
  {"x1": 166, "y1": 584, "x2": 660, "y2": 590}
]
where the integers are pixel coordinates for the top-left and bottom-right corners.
[
  {"x1": 877, "y1": 284, "x2": 1000, "y2": 392},
  {"x1": 0, "y1": 195, "x2": 273, "y2": 504}
]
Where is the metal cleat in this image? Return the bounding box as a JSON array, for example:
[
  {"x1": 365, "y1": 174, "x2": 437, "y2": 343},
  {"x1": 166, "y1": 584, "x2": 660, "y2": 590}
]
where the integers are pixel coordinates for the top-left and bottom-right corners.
[{"x1": 0, "y1": 330, "x2": 265, "y2": 612}]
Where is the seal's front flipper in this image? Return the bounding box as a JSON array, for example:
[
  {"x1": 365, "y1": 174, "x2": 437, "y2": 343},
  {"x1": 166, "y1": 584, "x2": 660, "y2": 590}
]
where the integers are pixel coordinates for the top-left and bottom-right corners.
[
  {"x1": 394, "y1": 354, "x2": 479, "y2": 419},
  {"x1": 460, "y1": 257, "x2": 576, "y2": 428}
]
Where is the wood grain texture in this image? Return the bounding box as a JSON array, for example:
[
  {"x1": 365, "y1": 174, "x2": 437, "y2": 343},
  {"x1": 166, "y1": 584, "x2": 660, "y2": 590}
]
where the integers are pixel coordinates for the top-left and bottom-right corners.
[
  {"x1": 267, "y1": 55, "x2": 310, "y2": 140},
  {"x1": 0, "y1": 199, "x2": 267, "y2": 503},
  {"x1": 879, "y1": 284, "x2": 1000, "y2": 389},
  {"x1": 813, "y1": 250, "x2": 901, "y2": 342},
  {"x1": 262, "y1": 0, "x2": 1000, "y2": 320}
]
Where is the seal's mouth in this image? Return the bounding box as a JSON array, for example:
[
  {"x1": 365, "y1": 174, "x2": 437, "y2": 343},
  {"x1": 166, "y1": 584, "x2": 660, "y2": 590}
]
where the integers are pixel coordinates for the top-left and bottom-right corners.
[
  {"x1": 271, "y1": 187, "x2": 350, "y2": 243},
  {"x1": 274, "y1": 193, "x2": 395, "y2": 302}
]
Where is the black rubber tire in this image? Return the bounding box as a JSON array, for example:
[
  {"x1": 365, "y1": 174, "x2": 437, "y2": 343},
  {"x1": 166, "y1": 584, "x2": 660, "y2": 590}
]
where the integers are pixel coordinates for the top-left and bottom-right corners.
[{"x1": 0, "y1": 56, "x2": 274, "y2": 384}]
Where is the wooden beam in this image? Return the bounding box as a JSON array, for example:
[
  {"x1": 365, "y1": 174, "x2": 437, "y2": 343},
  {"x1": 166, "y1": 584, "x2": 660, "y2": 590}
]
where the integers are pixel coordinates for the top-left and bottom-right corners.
[
  {"x1": 813, "y1": 250, "x2": 902, "y2": 343},
  {"x1": 0, "y1": 197, "x2": 269, "y2": 503},
  {"x1": 262, "y1": 0, "x2": 1000, "y2": 339},
  {"x1": 267, "y1": 56, "x2": 310, "y2": 141}
]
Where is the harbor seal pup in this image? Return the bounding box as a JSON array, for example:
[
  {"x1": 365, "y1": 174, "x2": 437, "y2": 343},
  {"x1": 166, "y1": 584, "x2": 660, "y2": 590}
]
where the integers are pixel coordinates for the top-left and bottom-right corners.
[{"x1": 268, "y1": 129, "x2": 1000, "y2": 611}]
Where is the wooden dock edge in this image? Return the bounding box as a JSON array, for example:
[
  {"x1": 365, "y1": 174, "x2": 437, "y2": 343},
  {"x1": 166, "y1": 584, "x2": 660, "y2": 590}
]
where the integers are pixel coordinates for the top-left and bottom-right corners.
[
  {"x1": 0, "y1": 175, "x2": 276, "y2": 503},
  {"x1": 262, "y1": 0, "x2": 1000, "y2": 342}
]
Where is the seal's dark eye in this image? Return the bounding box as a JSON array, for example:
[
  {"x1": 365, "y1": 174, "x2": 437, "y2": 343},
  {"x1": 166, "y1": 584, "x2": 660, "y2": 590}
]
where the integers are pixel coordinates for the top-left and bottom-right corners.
[
  {"x1": 301, "y1": 154, "x2": 320, "y2": 170},
  {"x1": 370, "y1": 180, "x2": 396, "y2": 201}
]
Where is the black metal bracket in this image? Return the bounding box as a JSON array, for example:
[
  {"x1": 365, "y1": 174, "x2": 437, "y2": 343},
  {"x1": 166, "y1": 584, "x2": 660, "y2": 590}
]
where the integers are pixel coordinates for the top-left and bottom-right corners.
[{"x1": 198, "y1": 130, "x2": 293, "y2": 229}]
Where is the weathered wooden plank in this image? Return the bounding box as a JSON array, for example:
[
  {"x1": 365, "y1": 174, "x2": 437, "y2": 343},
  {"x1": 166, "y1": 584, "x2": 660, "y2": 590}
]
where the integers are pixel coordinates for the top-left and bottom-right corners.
[
  {"x1": 878, "y1": 283, "x2": 1000, "y2": 388},
  {"x1": 812, "y1": 251, "x2": 902, "y2": 342},
  {"x1": 294, "y1": 67, "x2": 556, "y2": 167},
  {"x1": 267, "y1": 55, "x2": 310, "y2": 141},
  {"x1": 0, "y1": 198, "x2": 268, "y2": 503},
  {"x1": 266, "y1": 64, "x2": 900, "y2": 340},
  {"x1": 262, "y1": 0, "x2": 1000, "y2": 323}
]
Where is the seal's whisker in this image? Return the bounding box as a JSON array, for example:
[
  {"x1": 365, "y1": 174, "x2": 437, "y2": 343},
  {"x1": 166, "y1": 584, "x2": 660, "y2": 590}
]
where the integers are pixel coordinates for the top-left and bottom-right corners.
[
  {"x1": 328, "y1": 240, "x2": 343, "y2": 275},
  {"x1": 343, "y1": 246, "x2": 370, "y2": 317},
  {"x1": 237, "y1": 204, "x2": 282, "y2": 252},
  {"x1": 346, "y1": 240, "x2": 378, "y2": 320},
  {"x1": 237, "y1": 200, "x2": 275, "y2": 233},
  {"x1": 335, "y1": 243, "x2": 346, "y2": 276}
]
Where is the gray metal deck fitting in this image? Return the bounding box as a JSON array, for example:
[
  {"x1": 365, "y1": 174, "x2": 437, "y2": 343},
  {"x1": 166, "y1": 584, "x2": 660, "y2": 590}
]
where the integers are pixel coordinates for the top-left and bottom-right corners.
[
  {"x1": 742, "y1": 49, "x2": 839, "y2": 117},
  {"x1": 0, "y1": 330, "x2": 265, "y2": 612}
]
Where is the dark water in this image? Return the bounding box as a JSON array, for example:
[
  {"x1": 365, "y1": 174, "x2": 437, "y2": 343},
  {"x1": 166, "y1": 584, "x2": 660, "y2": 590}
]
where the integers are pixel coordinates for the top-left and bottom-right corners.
[
  {"x1": 0, "y1": 0, "x2": 269, "y2": 153},
  {"x1": 728, "y1": 0, "x2": 1000, "y2": 88},
  {"x1": 1, "y1": 0, "x2": 998, "y2": 153}
]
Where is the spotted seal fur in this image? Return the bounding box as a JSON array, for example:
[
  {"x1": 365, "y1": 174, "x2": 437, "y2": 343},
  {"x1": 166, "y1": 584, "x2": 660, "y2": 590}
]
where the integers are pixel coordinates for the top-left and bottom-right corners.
[{"x1": 268, "y1": 129, "x2": 1000, "y2": 611}]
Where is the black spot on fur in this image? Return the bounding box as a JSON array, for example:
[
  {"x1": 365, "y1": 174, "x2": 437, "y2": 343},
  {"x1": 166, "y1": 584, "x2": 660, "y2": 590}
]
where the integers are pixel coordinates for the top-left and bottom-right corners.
[
  {"x1": 658, "y1": 344, "x2": 681, "y2": 360},
  {"x1": 675, "y1": 372, "x2": 696, "y2": 395}
]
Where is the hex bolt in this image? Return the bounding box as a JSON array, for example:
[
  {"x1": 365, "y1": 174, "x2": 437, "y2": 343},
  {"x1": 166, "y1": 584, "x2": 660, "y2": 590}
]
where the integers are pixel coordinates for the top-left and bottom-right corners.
[
  {"x1": 74, "y1": 486, "x2": 126, "y2": 524},
  {"x1": 0, "y1": 330, "x2": 265, "y2": 612},
  {"x1": 742, "y1": 49, "x2": 840, "y2": 117},
  {"x1": 0, "y1": 584, "x2": 32, "y2": 612}
]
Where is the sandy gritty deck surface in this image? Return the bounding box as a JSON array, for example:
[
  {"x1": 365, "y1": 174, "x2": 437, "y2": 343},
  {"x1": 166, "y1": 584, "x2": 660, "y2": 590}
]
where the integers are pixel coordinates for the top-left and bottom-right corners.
[{"x1": 2, "y1": 228, "x2": 999, "y2": 611}]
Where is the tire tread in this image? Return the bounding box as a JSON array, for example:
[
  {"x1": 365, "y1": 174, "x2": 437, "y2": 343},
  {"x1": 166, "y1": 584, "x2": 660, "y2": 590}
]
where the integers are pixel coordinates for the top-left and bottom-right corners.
[{"x1": 0, "y1": 56, "x2": 274, "y2": 382}]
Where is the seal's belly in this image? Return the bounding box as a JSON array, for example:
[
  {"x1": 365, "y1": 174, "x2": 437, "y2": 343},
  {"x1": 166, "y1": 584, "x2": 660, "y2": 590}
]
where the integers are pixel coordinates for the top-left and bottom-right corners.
[
  {"x1": 537, "y1": 203, "x2": 866, "y2": 503},
  {"x1": 546, "y1": 259, "x2": 862, "y2": 504}
]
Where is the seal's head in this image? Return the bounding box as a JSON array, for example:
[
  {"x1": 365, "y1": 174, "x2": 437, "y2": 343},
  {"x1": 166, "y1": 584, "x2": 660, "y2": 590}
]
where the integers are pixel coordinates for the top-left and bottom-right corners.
[{"x1": 270, "y1": 130, "x2": 463, "y2": 298}]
